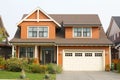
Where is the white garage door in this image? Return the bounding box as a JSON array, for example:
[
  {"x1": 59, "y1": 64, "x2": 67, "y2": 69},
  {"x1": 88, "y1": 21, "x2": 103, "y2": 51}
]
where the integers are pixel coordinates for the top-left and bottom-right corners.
[{"x1": 63, "y1": 50, "x2": 104, "y2": 71}]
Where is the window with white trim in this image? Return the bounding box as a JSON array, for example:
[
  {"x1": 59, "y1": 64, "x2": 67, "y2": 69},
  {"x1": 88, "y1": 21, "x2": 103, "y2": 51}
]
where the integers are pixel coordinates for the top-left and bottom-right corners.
[
  {"x1": 73, "y1": 27, "x2": 91, "y2": 37},
  {"x1": 19, "y1": 47, "x2": 34, "y2": 58},
  {"x1": 28, "y1": 26, "x2": 48, "y2": 38}
]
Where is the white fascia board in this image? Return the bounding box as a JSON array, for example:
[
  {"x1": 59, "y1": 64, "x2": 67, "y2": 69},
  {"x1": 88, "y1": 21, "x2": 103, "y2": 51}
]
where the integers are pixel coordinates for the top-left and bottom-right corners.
[{"x1": 17, "y1": 7, "x2": 61, "y2": 27}]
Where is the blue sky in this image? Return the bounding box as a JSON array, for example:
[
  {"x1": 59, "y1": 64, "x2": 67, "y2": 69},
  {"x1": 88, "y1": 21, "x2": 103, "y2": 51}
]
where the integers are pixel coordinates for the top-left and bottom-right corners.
[{"x1": 0, "y1": 0, "x2": 120, "y2": 39}]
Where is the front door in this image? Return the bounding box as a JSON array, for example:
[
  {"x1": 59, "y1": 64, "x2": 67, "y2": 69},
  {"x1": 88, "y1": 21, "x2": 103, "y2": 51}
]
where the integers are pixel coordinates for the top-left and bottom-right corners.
[{"x1": 42, "y1": 48, "x2": 54, "y2": 64}]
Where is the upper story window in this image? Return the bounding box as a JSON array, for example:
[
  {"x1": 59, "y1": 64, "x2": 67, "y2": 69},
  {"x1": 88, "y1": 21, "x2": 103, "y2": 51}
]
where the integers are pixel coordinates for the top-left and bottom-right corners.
[
  {"x1": 73, "y1": 27, "x2": 91, "y2": 38},
  {"x1": 28, "y1": 26, "x2": 48, "y2": 38}
]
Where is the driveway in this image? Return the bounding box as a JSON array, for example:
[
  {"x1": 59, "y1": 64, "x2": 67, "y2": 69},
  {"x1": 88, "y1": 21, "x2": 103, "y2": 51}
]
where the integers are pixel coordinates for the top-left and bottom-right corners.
[{"x1": 56, "y1": 71, "x2": 120, "y2": 80}]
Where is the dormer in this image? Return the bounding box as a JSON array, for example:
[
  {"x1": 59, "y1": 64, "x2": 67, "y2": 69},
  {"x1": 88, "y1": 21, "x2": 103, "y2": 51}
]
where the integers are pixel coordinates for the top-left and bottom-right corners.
[{"x1": 17, "y1": 7, "x2": 61, "y2": 39}]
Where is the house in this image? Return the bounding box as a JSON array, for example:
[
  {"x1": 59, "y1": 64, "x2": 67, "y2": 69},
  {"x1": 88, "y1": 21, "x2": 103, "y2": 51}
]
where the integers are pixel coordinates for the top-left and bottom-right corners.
[
  {"x1": 0, "y1": 16, "x2": 11, "y2": 59},
  {"x1": 10, "y1": 7, "x2": 112, "y2": 71},
  {"x1": 106, "y1": 16, "x2": 120, "y2": 67}
]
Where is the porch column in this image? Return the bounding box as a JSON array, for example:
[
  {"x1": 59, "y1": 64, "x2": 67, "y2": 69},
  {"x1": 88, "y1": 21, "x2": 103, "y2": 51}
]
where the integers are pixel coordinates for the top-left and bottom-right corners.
[
  {"x1": 119, "y1": 47, "x2": 120, "y2": 59},
  {"x1": 57, "y1": 45, "x2": 58, "y2": 65},
  {"x1": 34, "y1": 45, "x2": 38, "y2": 64},
  {"x1": 12, "y1": 45, "x2": 14, "y2": 58}
]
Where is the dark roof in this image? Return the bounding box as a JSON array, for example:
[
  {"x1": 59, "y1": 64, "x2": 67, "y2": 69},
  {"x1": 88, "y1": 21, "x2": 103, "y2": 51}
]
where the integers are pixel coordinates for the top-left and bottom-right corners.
[
  {"x1": 22, "y1": 14, "x2": 102, "y2": 26},
  {"x1": 10, "y1": 27, "x2": 112, "y2": 45},
  {"x1": 112, "y1": 16, "x2": 120, "y2": 28},
  {"x1": 50, "y1": 14, "x2": 102, "y2": 26},
  {"x1": 0, "y1": 16, "x2": 9, "y2": 37}
]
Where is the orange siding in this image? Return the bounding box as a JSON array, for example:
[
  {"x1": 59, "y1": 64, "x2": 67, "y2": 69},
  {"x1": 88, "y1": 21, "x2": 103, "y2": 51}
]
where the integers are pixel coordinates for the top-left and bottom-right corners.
[
  {"x1": 92, "y1": 27, "x2": 100, "y2": 39},
  {"x1": 58, "y1": 46, "x2": 110, "y2": 67},
  {"x1": 27, "y1": 11, "x2": 37, "y2": 19},
  {"x1": 65, "y1": 27, "x2": 73, "y2": 39},
  {"x1": 39, "y1": 11, "x2": 49, "y2": 19},
  {"x1": 65, "y1": 27, "x2": 100, "y2": 39},
  {"x1": 19, "y1": 21, "x2": 56, "y2": 39}
]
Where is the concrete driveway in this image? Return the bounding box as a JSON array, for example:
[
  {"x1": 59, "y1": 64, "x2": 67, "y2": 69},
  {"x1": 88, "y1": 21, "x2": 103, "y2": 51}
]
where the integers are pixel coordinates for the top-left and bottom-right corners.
[{"x1": 56, "y1": 71, "x2": 120, "y2": 80}]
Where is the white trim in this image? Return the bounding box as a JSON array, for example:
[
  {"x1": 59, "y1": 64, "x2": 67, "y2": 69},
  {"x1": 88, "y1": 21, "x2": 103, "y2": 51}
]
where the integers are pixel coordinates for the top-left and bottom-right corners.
[
  {"x1": 34, "y1": 45, "x2": 38, "y2": 58},
  {"x1": 72, "y1": 27, "x2": 92, "y2": 38},
  {"x1": 109, "y1": 45, "x2": 111, "y2": 68},
  {"x1": 37, "y1": 9, "x2": 39, "y2": 22},
  {"x1": 57, "y1": 45, "x2": 58, "y2": 65},
  {"x1": 24, "y1": 19, "x2": 53, "y2": 21},
  {"x1": 17, "y1": 7, "x2": 61, "y2": 27},
  {"x1": 27, "y1": 26, "x2": 49, "y2": 38},
  {"x1": 63, "y1": 49, "x2": 105, "y2": 71},
  {"x1": 12, "y1": 45, "x2": 15, "y2": 58}
]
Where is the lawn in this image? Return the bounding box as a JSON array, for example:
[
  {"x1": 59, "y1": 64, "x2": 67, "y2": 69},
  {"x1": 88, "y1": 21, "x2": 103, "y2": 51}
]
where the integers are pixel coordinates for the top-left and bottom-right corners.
[{"x1": 0, "y1": 70, "x2": 56, "y2": 80}]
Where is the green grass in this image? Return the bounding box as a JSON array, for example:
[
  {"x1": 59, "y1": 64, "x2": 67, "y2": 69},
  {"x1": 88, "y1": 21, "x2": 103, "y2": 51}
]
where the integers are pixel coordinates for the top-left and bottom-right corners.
[{"x1": 0, "y1": 70, "x2": 56, "y2": 80}]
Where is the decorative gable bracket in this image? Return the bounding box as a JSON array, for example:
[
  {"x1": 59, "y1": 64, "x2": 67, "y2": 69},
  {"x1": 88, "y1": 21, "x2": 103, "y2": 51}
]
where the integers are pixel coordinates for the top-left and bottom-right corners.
[{"x1": 17, "y1": 7, "x2": 61, "y2": 27}]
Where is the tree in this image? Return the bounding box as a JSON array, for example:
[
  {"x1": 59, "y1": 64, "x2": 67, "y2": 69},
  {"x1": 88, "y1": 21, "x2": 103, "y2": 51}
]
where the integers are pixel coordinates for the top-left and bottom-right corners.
[{"x1": 0, "y1": 27, "x2": 6, "y2": 42}]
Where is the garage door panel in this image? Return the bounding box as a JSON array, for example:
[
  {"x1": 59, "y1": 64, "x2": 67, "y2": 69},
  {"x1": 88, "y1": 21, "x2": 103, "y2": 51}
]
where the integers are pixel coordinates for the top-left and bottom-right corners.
[{"x1": 63, "y1": 50, "x2": 104, "y2": 71}]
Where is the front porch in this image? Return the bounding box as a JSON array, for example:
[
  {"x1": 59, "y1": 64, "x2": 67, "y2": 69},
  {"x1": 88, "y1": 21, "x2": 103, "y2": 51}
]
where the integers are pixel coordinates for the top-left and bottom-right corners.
[{"x1": 12, "y1": 45, "x2": 57, "y2": 65}]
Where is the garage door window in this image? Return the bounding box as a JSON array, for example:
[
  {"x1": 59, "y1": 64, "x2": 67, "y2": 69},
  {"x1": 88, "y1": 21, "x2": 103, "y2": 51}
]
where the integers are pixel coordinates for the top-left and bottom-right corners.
[
  {"x1": 95, "y1": 53, "x2": 102, "y2": 57},
  {"x1": 75, "y1": 53, "x2": 82, "y2": 56},
  {"x1": 85, "y1": 53, "x2": 92, "y2": 57},
  {"x1": 65, "y1": 53, "x2": 72, "y2": 56}
]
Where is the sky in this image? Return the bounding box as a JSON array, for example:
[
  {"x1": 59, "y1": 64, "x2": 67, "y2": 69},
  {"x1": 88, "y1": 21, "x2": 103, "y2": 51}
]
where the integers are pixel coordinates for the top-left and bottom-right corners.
[{"x1": 0, "y1": 0, "x2": 120, "y2": 40}]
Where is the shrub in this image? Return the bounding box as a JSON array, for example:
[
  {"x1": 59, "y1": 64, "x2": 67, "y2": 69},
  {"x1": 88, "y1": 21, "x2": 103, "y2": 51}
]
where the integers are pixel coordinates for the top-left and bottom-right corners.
[
  {"x1": 117, "y1": 62, "x2": 120, "y2": 73},
  {"x1": 0, "y1": 56, "x2": 6, "y2": 66},
  {"x1": 47, "y1": 63, "x2": 62, "y2": 74},
  {"x1": 5, "y1": 58, "x2": 22, "y2": 72},
  {"x1": 28, "y1": 58, "x2": 34, "y2": 64},
  {"x1": 30, "y1": 64, "x2": 47, "y2": 73}
]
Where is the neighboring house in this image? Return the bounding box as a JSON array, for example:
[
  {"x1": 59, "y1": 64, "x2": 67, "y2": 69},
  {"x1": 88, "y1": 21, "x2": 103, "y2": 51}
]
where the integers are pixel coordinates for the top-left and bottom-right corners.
[
  {"x1": 10, "y1": 7, "x2": 112, "y2": 71},
  {"x1": 106, "y1": 16, "x2": 120, "y2": 65},
  {"x1": 0, "y1": 16, "x2": 11, "y2": 59}
]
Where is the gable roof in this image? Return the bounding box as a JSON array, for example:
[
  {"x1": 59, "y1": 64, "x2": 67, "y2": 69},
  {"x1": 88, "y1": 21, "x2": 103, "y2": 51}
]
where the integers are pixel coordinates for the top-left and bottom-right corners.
[
  {"x1": 0, "y1": 16, "x2": 9, "y2": 37},
  {"x1": 17, "y1": 7, "x2": 61, "y2": 27},
  {"x1": 22, "y1": 14, "x2": 102, "y2": 27},
  {"x1": 106, "y1": 16, "x2": 120, "y2": 36},
  {"x1": 112, "y1": 16, "x2": 120, "y2": 28},
  {"x1": 49, "y1": 14, "x2": 102, "y2": 26}
]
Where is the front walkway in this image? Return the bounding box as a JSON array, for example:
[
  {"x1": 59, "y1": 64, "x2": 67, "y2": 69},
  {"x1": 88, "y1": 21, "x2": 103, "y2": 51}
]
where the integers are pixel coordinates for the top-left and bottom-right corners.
[{"x1": 56, "y1": 71, "x2": 120, "y2": 80}]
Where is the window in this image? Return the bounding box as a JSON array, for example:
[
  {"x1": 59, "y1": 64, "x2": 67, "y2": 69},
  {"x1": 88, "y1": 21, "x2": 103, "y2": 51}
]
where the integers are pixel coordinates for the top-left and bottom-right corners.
[
  {"x1": 65, "y1": 53, "x2": 72, "y2": 56},
  {"x1": 28, "y1": 27, "x2": 37, "y2": 37},
  {"x1": 39, "y1": 27, "x2": 48, "y2": 37},
  {"x1": 73, "y1": 27, "x2": 91, "y2": 37},
  {"x1": 75, "y1": 53, "x2": 82, "y2": 56},
  {"x1": 19, "y1": 47, "x2": 34, "y2": 58},
  {"x1": 28, "y1": 26, "x2": 48, "y2": 38},
  {"x1": 95, "y1": 53, "x2": 102, "y2": 57},
  {"x1": 85, "y1": 53, "x2": 92, "y2": 57},
  {"x1": 74, "y1": 28, "x2": 82, "y2": 37},
  {"x1": 83, "y1": 28, "x2": 91, "y2": 37}
]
